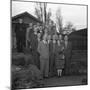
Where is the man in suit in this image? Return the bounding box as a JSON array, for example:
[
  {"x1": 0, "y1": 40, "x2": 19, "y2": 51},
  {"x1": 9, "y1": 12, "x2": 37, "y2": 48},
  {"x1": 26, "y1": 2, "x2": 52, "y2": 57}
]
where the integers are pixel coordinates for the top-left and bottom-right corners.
[
  {"x1": 38, "y1": 35, "x2": 49, "y2": 78},
  {"x1": 49, "y1": 35, "x2": 57, "y2": 76},
  {"x1": 15, "y1": 19, "x2": 27, "y2": 52},
  {"x1": 64, "y1": 35, "x2": 72, "y2": 75},
  {"x1": 29, "y1": 24, "x2": 40, "y2": 68},
  {"x1": 26, "y1": 23, "x2": 33, "y2": 48}
]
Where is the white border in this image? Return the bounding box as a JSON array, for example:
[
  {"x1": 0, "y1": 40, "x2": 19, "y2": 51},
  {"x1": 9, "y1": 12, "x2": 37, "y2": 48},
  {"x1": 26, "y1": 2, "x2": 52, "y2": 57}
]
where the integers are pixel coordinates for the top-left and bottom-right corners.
[{"x1": 0, "y1": 0, "x2": 89, "y2": 90}]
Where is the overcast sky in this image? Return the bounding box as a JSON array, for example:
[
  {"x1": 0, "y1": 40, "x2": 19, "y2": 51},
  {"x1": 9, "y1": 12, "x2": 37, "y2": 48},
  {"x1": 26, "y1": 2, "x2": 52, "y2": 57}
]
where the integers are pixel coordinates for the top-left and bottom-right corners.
[{"x1": 12, "y1": 1, "x2": 87, "y2": 30}]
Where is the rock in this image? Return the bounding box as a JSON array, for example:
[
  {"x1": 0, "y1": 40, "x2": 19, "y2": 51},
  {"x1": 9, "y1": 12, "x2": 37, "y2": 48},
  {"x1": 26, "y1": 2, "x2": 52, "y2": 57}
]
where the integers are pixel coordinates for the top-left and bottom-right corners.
[
  {"x1": 28, "y1": 64, "x2": 43, "y2": 80},
  {"x1": 12, "y1": 53, "x2": 34, "y2": 66},
  {"x1": 11, "y1": 64, "x2": 43, "y2": 89}
]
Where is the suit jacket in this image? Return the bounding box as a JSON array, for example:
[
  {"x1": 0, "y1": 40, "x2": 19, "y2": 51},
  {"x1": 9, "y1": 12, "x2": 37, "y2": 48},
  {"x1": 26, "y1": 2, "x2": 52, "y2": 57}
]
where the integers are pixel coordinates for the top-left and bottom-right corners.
[
  {"x1": 38, "y1": 41, "x2": 49, "y2": 59},
  {"x1": 49, "y1": 41, "x2": 57, "y2": 54},
  {"x1": 64, "y1": 41, "x2": 72, "y2": 58},
  {"x1": 30, "y1": 33, "x2": 38, "y2": 52},
  {"x1": 64, "y1": 41, "x2": 72, "y2": 70},
  {"x1": 15, "y1": 23, "x2": 27, "y2": 38}
]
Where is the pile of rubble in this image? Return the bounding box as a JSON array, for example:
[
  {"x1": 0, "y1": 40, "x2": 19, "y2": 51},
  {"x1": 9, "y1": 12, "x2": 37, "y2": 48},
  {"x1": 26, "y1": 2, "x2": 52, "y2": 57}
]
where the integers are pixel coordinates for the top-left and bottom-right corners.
[
  {"x1": 12, "y1": 64, "x2": 44, "y2": 89},
  {"x1": 11, "y1": 53, "x2": 44, "y2": 89}
]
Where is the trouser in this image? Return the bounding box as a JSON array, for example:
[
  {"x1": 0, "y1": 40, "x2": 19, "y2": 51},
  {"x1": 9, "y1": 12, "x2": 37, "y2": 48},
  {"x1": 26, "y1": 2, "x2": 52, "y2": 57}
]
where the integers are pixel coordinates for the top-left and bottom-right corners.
[
  {"x1": 57, "y1": 69, "x2": 62, "y2": 76},
  {"x1": 32, "y1": 50, "x2": 40, "y2": 69},
  {"x1": 49, "y1": 53, "x2": 55, "y2": 74},
  {"x1": 26, "y1": 40, "x2": 31, "y2": 48},
  {"x1": 64, "y1": 57, "x2": 71, "y2": 75},
  {"x1": 16, "y1": 36, "x2": 26, "y2": 52},
  {"x1": 40, "y1": 56, "x2": 49, "y2": 77}
]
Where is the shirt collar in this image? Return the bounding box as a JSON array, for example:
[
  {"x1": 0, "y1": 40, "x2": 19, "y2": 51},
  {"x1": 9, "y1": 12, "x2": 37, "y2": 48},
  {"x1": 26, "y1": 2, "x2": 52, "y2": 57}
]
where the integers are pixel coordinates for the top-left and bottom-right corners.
[{"x1": 43, "y1": 40, "x2": 47, "y2": 44}]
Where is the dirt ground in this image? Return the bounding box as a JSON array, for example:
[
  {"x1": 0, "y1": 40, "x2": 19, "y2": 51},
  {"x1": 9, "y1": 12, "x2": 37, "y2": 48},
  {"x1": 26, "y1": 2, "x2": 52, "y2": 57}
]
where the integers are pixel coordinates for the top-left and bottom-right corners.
[{"x1": 42, "y1": 75, "x2": 87, "y2": 88}]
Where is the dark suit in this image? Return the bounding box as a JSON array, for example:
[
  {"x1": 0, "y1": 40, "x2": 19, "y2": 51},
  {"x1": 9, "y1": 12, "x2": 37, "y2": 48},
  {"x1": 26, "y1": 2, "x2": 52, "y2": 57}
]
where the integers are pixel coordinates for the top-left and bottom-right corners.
[
  {"x1": 49, "y1": 41, "x2": 57, "y2": 76},
  {"x1": 64, "y1": 41, "x2": 72, "y2": 75},
  {"x1": 38, "y1": 41, "x2": 49, "y2": 77},
  {"x1": 30, "y1": 33, "x2": 40, "y2": 69},
  {"x1": 15, "y1": 23, "x2": 27, "y2": 52}
]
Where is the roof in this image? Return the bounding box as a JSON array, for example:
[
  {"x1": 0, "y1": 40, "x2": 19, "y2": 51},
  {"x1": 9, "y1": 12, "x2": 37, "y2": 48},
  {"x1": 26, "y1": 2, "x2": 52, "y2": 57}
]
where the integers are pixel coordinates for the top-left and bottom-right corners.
[
  {"x1": 12, "y1": 11, "x2": 42, "y2": 23},
  {"x1": 68, "y1": 28, "x2": 87, "y2": 41}
]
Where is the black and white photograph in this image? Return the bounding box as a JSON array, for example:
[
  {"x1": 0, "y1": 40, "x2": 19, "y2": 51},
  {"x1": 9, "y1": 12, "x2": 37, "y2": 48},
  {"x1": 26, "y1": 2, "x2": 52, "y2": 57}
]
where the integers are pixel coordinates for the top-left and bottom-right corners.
[{"x1": 11, "y1": 0, "x2": 88, "y2": 89}]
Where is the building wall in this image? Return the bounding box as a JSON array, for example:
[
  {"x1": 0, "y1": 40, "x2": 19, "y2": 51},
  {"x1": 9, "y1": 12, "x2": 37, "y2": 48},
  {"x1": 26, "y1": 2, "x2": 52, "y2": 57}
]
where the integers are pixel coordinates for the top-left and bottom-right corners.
[
  {"x1": 69, "y1": 29, "x2": 87, "y2": 50},
  {"x1": 71, "y1": 39, "x2": 87, "y2": 50}
]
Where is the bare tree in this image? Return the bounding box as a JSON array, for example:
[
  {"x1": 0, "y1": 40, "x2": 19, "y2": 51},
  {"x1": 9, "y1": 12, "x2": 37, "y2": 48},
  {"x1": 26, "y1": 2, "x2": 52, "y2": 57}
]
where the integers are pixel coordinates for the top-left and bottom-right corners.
[
  {"x1": 72, "y1": 27, "x2": 76, "y2": 32},
  {"x1": 56, "y1": 8, "x2": 63, "y2": 33},
  {"x1": 35, "y1": 7, "x2": 41, "y2": 20},
  {"x1": 65, "y1": 22, "x2": 73, "y2": 30},
  {"x1": 46, "y1": 9, "x2": 52, "y2": 24},
  {"x1": 35, "y1": 2, "x2": 47, "y2": 23},
  {"x1": 35, "y1": 2, "x2": 43, "y2": 22},
  {"x1": 44, "y1": 2, "x2": 47, "y2": 23},
  {"x1": 64, "y1": 21, "x2": 76, "y2": 34}
]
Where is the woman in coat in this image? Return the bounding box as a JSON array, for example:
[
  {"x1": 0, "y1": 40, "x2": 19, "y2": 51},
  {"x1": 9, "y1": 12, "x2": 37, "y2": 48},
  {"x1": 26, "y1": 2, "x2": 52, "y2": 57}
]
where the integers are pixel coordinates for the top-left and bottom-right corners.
[{"x1": 55, "y1": 35, "x2": 65, "y2": 77}]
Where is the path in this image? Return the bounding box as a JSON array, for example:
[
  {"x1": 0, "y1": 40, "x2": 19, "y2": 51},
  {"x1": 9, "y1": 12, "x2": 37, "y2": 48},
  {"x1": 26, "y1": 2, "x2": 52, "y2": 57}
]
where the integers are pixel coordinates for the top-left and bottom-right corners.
[{"x1": 43, "y1": 75, "x2": 87, "y2": 87}]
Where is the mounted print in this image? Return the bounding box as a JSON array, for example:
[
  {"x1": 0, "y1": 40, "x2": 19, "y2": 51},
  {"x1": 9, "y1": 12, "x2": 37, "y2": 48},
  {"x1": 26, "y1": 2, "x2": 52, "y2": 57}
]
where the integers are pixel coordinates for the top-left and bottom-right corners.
[{"x1": 11, "y1": 0, "x2": 88, "y2": 89}]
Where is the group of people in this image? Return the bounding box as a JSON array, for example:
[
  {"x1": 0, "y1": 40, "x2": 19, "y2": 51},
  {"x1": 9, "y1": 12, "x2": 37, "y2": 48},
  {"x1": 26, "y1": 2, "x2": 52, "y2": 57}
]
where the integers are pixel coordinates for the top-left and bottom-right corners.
[
  {"x1": 37, "y1": 33, "x2": 69, "y2": 78},
  {"x1": 14, "y1": 19, "x2": 72, "y2": 79}
]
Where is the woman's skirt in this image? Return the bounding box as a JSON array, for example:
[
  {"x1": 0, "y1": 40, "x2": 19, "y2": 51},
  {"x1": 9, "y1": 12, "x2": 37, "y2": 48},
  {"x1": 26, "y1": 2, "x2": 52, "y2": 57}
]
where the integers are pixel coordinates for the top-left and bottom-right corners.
[{"x1": 55, "y1": 59, "x2": 65, "y2": 69}]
